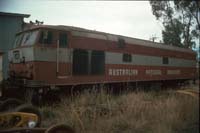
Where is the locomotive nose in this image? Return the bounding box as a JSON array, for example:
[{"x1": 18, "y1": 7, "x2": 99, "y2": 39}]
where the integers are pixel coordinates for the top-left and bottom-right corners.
[
  {"x1": 8, "y1": 48, "x2": 34, "y2": 79},
  {"x1": 9, "y1": 63, "x2": 33, "y2": 79}
]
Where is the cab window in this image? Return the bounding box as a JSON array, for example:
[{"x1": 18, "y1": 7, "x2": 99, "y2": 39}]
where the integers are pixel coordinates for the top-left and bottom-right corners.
[
  {"x1": 59, "y1": 33, "x2": 67, "y2": 47},
  {"x1": 39, "y1": 30, "x2": 53, "y2": 45},
  {"x1": 21, "y1": 31, "x2": 39, "y2": 46},
  {"x1": 14, "y1": 34, "x2": 23, "y2": 48},
  {"x1": 13, "y1": 30, "x2": 39, "y2": 48}
]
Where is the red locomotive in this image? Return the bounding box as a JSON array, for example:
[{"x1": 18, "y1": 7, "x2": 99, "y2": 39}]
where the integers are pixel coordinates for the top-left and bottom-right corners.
[{"x1": 6, "y1": 25, "x2": 197, "y2": 95}]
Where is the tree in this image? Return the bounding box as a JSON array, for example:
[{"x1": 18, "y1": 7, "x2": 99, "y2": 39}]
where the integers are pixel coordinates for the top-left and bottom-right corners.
[
  {"x1": 162, "y1": 18, "x2": 183, "y2": 47},
  {"x1": 149, "y1": 0, "x2": 200, "y2": 49}
]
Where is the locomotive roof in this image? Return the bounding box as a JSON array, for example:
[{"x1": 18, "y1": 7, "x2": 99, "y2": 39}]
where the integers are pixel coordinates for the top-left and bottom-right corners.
[{"x1": 20, "y1": 24, "x2": 195, "y2": 54}]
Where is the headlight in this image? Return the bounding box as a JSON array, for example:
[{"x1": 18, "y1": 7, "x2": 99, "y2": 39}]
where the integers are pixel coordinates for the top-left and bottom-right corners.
[{"x1": 28, "y1": 120, "x2": 37, "y2": 128}]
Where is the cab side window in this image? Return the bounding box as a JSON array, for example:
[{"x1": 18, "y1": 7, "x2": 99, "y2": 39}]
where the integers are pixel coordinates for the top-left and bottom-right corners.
[
  {"x1": 123, "y1": 53, "x2": 132, "y2": 62},
  {"x1": 59, "y1": 33, "x2": 67, "y2": 47},
  {"x1": 162, "y1": 57, "x2": 169, "y2": 64},
  {"x1": 39, "y1": 30, "x2": 53, "y2": 45}
]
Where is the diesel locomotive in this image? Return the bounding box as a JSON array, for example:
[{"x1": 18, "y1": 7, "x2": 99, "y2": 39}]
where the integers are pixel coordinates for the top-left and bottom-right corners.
[{"x1": 6, "y1": 25, "x2": 197, "y2": 96}]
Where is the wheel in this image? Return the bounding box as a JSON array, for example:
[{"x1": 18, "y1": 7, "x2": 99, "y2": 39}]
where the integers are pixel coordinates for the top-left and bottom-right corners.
[
  {"x1": 14, "y1": 104, "x2": 42, "y2": 127},
  {"x1": 45, "y1": 124, "x2": 75, "y2": 133},
  {"x1": 0, "y1": 98, "x2": 24, "y2": 112}
]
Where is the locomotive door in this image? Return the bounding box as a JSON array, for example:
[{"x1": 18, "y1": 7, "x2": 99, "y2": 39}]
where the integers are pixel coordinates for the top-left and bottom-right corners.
[{"x1": 56, "y1": 32, "x2": 70, "y2": 78}]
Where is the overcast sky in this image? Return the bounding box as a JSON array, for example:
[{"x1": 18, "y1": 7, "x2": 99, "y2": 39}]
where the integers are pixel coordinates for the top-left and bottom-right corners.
[
  {"x1": 1, "y1": 0, "x2": 200, "y2": 51},
  {"x1": 0, "y1": 0, "x2": 165, "y2": 42}
]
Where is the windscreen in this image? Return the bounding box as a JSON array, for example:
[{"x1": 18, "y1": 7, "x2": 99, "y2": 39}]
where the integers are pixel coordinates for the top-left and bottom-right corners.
[{"x1": 13, "y1": 30, "x2": 39, "y2": 48}]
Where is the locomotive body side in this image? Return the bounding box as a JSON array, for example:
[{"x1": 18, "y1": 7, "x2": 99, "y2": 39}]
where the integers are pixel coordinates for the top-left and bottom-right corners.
[{"x1": 8, "y1": 25, "x2": 197, "y2": 88}]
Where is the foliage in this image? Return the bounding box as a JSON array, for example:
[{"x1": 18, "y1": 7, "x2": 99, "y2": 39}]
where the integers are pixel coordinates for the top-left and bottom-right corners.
[
  {"x1": 162, "y1": 18, "x2": 183, "y2": 47},
  {"x1": 150, "y1": 0, "x2": 200, "y2": 48}
]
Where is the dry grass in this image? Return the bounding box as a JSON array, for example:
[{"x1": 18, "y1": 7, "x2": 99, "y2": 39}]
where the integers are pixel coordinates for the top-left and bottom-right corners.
[{"x1": 39, "y1": 89, "x2": 199, "y2": 133}]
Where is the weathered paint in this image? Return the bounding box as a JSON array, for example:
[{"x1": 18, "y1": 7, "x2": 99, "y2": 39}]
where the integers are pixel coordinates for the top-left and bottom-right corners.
[
  {"x1": 106, "y1": 52, "x2": 196, "y2": 67},
  {"x1": 16, "y1": 25, "x2": 195, "y2": 53},
  {"x1": 8, "y1": 47, "x2": 34, "y2": 63},
  {"x1": 8, "y1": 25, "x2": 197, "y2": 86},
  {"x1": 34, "y1": 47, "x2": 71, "y2": 63},
  {"x1": 9, "y1": 46, "x2": 195, "y2": 69},
  {"x1": 71, "y1": 36, "x2": 195, "y2": 60},
  {"x1": 9, "y1": 61, "x2": 196, "y2": 85},
  {"x1": 71, "y1": 30, "x2": 194, "y2": 54}
]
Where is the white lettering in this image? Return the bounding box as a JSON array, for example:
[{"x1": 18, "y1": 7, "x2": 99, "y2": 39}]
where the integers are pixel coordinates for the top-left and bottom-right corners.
[
  {"x1": 125, "y1": 69, "x2": 129, "y2": 75},
  {"x1": 108, "y1": 69, "x2": 138, "y2": 76},
  {"x1": 122, "y1": 69, "x2": 126, "y2": 76},
  {"x1": 167, "y1": 70, "x2": 180, "y2": 75},
  {"x1": 146, "y1": 70, "x2": 161, "y2": 75},
  {"x1": 109, "y1": 69, "x2": 112, "y2": 75}
]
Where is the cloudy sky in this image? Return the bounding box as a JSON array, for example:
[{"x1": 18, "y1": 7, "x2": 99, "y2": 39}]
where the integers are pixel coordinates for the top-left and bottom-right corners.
[{"x1": 0, "y1": 0, "x2": 164, "y2": 42}]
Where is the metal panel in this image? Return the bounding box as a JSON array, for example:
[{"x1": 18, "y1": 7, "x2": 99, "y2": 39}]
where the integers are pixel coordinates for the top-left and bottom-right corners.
[
  {"x1": 8, "y1": 47, "x2": 34, "y2": 62},
  {"x1": 70, "y1": 26, "x2": 194, "y2": 54},
  {"x1": 71, "y1": 35, "x2": 195, "y2": 60},
  {"x1": 72, "y1": 49, "x2": 89, "y2": 75},
  {"x1": 34, "y1": 47, "x2": 70, "y2": 62},
  {"x1": 169, "y1": 58, "x2": 196, "y2": 67},
  {"x1": 72, "y1": 31, "x2": 107, "y2": 40},
  {"x1": 106, "y1": 52, "x2": 122, "y2": 64},
  {"x1": 106, "y1": 52, "x2": 196, "y2": 68},
  {"x1": 91, "y1": 50, "x2": 105, "y2": 75}
]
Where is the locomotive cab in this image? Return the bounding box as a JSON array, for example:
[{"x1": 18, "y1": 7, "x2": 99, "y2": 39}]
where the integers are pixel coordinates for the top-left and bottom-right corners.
[
  {"x1": 8, "y1": 29, "x2": 39, "y2": 80},
  {"x1": 8, "y1": 27, "x2": 69, "y2": 86}
]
